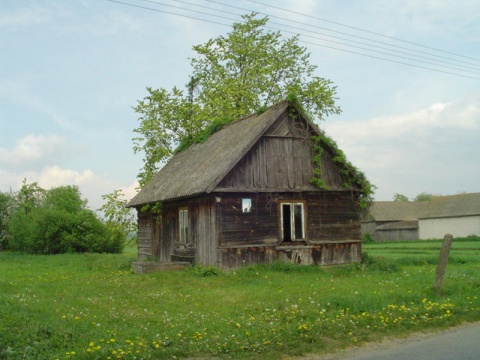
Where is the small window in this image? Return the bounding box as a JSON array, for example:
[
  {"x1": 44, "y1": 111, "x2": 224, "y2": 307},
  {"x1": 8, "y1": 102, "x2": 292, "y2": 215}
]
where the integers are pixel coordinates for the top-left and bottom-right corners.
[
  {"x1": 179, "y1": 208, "x2": 189, "y2": 244},
  {"x1": 242, "y1": 198, "x2": 252, "y2": 213},
  {"x1": 281, "y1": 202, "x2": 305, "y2": 241}
]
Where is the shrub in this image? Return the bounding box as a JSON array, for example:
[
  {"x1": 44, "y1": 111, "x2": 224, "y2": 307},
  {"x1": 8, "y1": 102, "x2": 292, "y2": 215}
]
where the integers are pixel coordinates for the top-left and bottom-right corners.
[
  {"x1": 359, "y1": 252, "x2": 399, "y2": 273},
  {"x1": 7, "y1": 184, "x2": 124, "y2": 254},
  {"x1": 362, "y1": 232, "x2": 374, "y2": 244}
]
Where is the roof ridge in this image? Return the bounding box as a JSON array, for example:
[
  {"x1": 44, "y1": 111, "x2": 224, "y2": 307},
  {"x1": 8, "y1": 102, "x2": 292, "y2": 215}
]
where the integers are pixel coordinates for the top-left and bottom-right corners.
[{"x1": 223, "y1": 99, "x2": 289, "y2": 128}]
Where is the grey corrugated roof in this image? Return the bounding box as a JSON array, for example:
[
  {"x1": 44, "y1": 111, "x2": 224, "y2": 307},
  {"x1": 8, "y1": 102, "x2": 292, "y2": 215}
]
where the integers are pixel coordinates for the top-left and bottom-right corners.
[
  {"x1": 419, "y1": 192, "x2": 480, "y2": 219},
  {"x1": 127, "y1": 101, "x2": 289, "y2": 207},
  {"x1": 364, "y1": 193, "x2": 480, "y2": 222},
  {"x1": 364, "y1": 201, "x2": 426, "y2": 222}
]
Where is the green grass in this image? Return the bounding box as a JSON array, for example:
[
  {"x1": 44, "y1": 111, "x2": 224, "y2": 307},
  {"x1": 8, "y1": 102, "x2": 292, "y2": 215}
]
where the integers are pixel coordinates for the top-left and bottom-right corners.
[
  {"x1": 1, "y1": 239, "x2": 479, "y2": 359},
  {"x1": 364, "y1": 236, "x2": 480, "y2": 264}
]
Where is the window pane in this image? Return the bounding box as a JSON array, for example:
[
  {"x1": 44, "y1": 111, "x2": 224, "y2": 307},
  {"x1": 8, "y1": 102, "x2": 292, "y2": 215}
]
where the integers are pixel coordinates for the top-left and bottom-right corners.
[
  {"x1": 179, "y1": 210, "x2": 184, "y2": 242},
  {"x1": 293, "y1": 204, "x2": 303, "y2": 240},
  {"x1": 179, "y1": 209, "x2": 189, "y2": 243},
  {"x1": 282, "y1": 204, "x2": 292, "y2": 241},
  {"x1": 242, "y1": 198, "x2": 251, "y2": 213},
  {"x1": 184, "y1": 210, "x2": 189, "y2": 242}
]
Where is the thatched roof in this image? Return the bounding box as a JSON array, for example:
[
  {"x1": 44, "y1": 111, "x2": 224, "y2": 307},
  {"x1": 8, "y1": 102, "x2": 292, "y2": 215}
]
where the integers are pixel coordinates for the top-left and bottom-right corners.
[
  {"x1": 364, "y1": 192, "x2": 480, "y2": 222},
  {"x1": 128, "y1": 101, "x2": 296, "y2": 207}
]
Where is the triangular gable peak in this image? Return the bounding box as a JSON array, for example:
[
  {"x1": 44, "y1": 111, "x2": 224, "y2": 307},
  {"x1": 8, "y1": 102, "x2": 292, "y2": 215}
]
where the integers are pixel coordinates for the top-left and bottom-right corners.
[{"x1": 214, "y1": 105, "x2": 357, "y2": 193}]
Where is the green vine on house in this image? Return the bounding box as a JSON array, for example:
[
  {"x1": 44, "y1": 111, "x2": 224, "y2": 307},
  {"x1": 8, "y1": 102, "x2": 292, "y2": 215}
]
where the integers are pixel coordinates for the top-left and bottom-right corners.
[
  {"x1": 310, "y1": 133, "x2": 375, "y2": 210},
  {"x1": 286, "y1": 95, "x2": 374, "y2": 210}
]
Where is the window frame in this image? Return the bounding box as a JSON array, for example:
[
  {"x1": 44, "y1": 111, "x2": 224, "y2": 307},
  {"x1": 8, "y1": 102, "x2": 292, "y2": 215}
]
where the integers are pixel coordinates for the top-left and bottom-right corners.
[
  {"x1": 178, "y1": 207, "x2": 189, "y2": 244},
  {"x1": 280, "y1": 201, "x2": 306, "y2": 241}
]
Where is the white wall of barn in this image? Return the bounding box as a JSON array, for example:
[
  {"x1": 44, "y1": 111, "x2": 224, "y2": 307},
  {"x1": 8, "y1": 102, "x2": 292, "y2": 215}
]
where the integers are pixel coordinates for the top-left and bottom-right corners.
[{"x1": 419, "y1": 215, "x2": 480, "y2": 239}]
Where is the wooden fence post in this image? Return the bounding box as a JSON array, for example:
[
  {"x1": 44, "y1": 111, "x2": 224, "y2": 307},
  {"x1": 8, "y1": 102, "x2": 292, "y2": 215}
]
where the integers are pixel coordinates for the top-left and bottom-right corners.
[{"x1": 432, "y1": 234, "x2": 453, "y2": 292}]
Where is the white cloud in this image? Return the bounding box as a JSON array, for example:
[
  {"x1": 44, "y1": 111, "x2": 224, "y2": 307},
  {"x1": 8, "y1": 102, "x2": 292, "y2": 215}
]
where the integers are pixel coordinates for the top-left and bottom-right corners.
[
  {"x1": 34, "y1": 166, "x2": 138, "y2": 210},
  {"x1": 0, "y1": 134, "x2": 73, "y2": 170},
  {"x1": 123, "y1": 180, "x2": 140, "y2": 203},
  {"x1": 325, "y1": 94, "x2": 480, "y2": 200},
  {"x1": 0, "y1": 165, "x2": 138, "y2": 212},
  {"x1": 327, "y1": 100, "x2": 478, "y2": 150}
]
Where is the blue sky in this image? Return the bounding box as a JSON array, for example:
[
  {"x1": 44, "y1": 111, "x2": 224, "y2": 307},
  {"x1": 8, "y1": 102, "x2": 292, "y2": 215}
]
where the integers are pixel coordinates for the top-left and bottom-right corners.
[{"x1": 1, "y1": 0, "x2": 479, "y2": 210}]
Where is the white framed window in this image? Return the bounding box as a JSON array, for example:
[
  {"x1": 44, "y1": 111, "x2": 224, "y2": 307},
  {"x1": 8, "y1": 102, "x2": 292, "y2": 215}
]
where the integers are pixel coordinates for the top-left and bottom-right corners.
[
  {"x1": 179, "y1": 208, "x2": 189, "y2": 244},
  {"x1": 281, "y1": 202, "x2": 305, "y2": 241}
]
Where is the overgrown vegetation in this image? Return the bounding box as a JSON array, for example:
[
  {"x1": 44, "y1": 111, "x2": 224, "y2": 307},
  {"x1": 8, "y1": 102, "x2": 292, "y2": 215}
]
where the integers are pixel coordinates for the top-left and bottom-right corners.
[
  {"x1": 282, "y1": 97, "x2": 374, "y2": 210},
  {"x1": 174, "y1": 116, "x2": 234, "y2": 154},
  {"x1": 99, "y1": 189, "x2": 137, "y2": 246},
  {"x1": 1, "y1": 180, "x2": 126, "y2": 254},
  {"x1": 133, "y1": 13, "x2": 341, "y2": 187},
  {"x1": 309, "y1": 132, "x2": 375, "y2": 209},
  {"x1": 1, "y1": 239, "x2": 478, "y2": 359}
]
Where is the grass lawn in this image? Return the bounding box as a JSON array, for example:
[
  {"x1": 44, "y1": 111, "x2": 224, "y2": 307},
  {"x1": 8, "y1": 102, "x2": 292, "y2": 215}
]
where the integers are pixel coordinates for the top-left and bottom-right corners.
[{"x1": 0, "y1": 237, "x2": 479, "y2": 359}]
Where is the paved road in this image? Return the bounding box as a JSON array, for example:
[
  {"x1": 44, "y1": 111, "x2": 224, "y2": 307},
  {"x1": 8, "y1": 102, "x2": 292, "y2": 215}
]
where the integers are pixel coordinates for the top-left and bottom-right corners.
[{"x1": 318, "y1": 322, "x2": 480, "y2": 360}]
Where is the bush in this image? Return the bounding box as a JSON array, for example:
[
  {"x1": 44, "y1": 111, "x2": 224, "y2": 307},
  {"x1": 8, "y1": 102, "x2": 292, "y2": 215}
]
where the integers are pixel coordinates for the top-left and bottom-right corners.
[
  {"x1": 8, "y1": 206, "x2": 124, "y2": 255},
  {"x1": 0, "y1": 192, "x2": 15, "y2": 250},
  {"x1": 359, "y1": 252, "x2": 400, "y2": 273},
  {"x1": 362, "y1": 232, "x2": 374, "y2": 244},
  {"x1": 6, "y1": 184, "x2": 124, "y2": 254}
]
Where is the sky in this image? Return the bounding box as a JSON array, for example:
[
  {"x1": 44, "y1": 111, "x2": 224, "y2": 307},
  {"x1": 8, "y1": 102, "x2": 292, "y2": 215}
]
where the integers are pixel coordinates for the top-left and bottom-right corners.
[{"x1": 1, "y1": 0, "x2": 479, "y2": 211}]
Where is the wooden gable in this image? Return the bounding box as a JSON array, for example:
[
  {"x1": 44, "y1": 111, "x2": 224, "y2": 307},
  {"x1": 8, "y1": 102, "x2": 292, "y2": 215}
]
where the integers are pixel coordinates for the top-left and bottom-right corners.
[{"x1": 215, "y1": 107, "x2": 355, "y2": 193}]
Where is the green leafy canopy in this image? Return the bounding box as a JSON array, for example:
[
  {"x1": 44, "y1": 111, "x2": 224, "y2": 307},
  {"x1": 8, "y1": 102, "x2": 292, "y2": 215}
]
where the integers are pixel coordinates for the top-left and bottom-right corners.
[
  {"x1": 133, "y1": 13, "x2": 341, "y2": 187},
  {"x1": 6, "y1": 182, "x2": 125, "y2": 254}
]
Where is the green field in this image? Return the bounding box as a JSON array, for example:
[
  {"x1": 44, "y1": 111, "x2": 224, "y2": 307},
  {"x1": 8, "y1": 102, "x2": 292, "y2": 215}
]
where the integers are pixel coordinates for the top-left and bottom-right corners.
[
  {"x1": 1, "y1": 238, "x2": 479, "y2": 359},
  {"x1": 364, "y1": 236, "x2": 480, "y2": 264}
]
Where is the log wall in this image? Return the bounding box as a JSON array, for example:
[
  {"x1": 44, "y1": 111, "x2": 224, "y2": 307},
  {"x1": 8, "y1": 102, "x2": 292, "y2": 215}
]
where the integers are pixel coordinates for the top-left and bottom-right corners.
[
  {"x1": 216, "y1": 191, "x2": 361, "y2": 245},
  {"x1": 160, "y1": 196, "x2": 218, "y2": 266},
  {"x1": 137, "y1": 211, "x2": 153, "y2": 261}
]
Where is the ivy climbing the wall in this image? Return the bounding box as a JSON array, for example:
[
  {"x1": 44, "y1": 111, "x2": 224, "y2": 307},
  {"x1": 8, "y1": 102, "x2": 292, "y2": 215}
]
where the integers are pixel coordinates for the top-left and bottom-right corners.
[{"x1": 286, "y1": 95, "x2": 375, "y2": 211}]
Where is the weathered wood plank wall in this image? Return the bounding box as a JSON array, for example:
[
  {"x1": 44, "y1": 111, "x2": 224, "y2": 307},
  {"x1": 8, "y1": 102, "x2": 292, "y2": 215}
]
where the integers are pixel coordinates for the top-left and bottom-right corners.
[
  {"x1": 137, "y1": 212, "x2": 152, "y2": 261},
  {"x1": 192, "y1": 197, "x2": 217, "y2": 266},
  {"x1": 217, "y1": 136, "x2": 354, "y2": 193},
  {"x1": 219, "y1": 242, "x2": 361, "y2": 268},
  {"x1": 216, "y1": 193, "x2": 279, "y2": 246},
  {"x1": 217, "y1": 137, "x2": 316, "y2": 191},
  {"x1": 216, "y1": 191, "x2": 361, "y2": 247},
  {"x1": 375, "y1": 228, "x2": 419, "y2": 242},
  {"x1": 159, "y1": 196, "x2": 218, "y2": 265}
]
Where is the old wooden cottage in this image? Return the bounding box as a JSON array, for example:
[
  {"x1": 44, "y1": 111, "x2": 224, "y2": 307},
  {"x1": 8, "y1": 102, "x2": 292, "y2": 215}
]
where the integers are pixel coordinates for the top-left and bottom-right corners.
[{"x1": 127, "y1": 100, "x2": 369, "y2": 271}]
